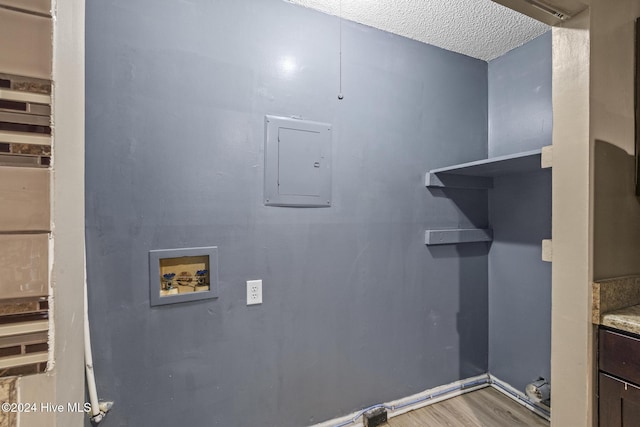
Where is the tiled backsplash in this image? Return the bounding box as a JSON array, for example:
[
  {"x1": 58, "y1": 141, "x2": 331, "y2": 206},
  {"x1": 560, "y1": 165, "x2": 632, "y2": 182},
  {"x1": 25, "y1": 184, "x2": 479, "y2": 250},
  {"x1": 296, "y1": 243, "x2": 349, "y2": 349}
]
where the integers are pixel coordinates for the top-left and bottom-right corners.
[
  {"x1": 0, "y1": 2, "x2": 52, "y2": 382},
  {"x1": 0, "y1": 72, "x2": 52, "y2": 169},
  {"x1": 0, "y1": 224, "x2": 49, "y2": 301},
  {"x1": 0, "y1": 168, "x2": 50, "y2": 231},
  {"x1": 0, "y1": 377, "x2": 16, "y2": 427},
  {"x1": 0, "y1": 0, "x2": 50, "y2": 15},
  {"x1": 0, "y1": 8, "x2": 51, "y2": 79}
]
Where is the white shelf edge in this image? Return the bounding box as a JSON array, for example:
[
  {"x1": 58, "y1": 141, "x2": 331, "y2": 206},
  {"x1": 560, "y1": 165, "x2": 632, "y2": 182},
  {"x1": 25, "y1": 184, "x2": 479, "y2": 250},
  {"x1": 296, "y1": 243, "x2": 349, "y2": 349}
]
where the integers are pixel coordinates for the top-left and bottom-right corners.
[{"x1": 429, "y1": 149, "x2": 543, "y2": 175}]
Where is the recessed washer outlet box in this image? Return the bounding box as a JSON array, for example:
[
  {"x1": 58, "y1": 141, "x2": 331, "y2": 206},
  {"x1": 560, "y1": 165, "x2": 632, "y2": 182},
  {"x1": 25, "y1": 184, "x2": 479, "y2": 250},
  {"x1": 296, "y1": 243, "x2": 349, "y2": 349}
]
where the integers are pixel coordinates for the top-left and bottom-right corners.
[{"x1": 149, "y1": 246, "x2": 219, "y2": 307}]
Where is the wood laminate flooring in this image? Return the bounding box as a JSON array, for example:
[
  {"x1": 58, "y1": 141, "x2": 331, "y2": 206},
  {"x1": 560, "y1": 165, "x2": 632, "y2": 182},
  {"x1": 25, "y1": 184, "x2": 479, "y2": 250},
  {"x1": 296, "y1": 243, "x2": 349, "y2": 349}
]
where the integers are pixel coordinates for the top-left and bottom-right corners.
[{"x1": 385, "y1": 387, "x2": 549, "y2": 427}]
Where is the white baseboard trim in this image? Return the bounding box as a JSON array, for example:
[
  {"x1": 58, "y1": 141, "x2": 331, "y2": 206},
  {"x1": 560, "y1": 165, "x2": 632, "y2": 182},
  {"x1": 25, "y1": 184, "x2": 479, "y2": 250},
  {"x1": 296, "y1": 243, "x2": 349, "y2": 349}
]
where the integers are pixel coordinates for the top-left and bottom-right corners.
[
  {"x1": 309, "y1": 373, "x2": 552, "y2": 427},
  {"x1": 309, "y1": 374, "x2": 490, "y2": 427},
  {"x1": 488, "y1": 375, "x2": 551, "y2": 421},
  {"x1": 386, "y1": 374, "x2": 490, "y2": 418}
]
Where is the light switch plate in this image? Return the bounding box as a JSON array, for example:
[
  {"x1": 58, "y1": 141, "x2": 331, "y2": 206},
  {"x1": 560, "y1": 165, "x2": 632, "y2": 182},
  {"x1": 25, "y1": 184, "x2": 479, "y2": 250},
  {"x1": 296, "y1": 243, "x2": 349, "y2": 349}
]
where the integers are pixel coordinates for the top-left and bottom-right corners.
[{"x1": 247, "y1": 280, "x2": 262, "y2": 305}]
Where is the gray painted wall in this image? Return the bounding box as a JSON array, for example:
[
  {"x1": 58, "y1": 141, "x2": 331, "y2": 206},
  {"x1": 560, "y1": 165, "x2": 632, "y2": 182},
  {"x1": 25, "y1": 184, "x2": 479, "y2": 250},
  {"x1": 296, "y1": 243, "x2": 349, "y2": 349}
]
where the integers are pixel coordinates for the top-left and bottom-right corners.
[
  {"x1": 85, "y1": 1, "x2": 489, "y2": 426},
  {"x1": 488, "y1": 32, "x2": 552, "y2": 158},
  {"x1": 488, "y1": 171, "x2": 552, "y2": 391},
  {"x1": 487, "y1": 32, "x2": 552, "y2": 393}
]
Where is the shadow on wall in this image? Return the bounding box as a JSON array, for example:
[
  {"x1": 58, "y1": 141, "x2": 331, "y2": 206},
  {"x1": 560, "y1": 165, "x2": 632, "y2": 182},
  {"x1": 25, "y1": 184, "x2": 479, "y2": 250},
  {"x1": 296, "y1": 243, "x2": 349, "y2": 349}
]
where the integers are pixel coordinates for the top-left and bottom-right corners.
[
  {"x1": 427, "y1": 243, "x2": 490, "y2": 381},
  {"x1": 455, "y1": 244, "x2": 489, "y2": 379},
  {"x1": 427, "y1": 186, "x2": 490, "y2": 383},
  {"x1": 594, "y1": 140, "x2": 640, "y2": 280},
  {"x1": 428, "y1": 166, "x2": 553, "y2": 402},
  {"x1": 428, "y1": 188, "x2": 489, "y2": 230}
]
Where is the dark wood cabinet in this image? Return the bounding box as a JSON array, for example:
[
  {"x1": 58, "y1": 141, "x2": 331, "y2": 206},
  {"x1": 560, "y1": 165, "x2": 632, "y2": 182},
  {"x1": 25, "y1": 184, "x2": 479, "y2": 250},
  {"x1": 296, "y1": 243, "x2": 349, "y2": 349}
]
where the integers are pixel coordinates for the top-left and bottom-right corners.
[
  {"x1": 599, "y1": 372, "x2": 640, "y2": 427},
  {"x1": 599, "y1": 328, "x2": 640, "y2": 427}
]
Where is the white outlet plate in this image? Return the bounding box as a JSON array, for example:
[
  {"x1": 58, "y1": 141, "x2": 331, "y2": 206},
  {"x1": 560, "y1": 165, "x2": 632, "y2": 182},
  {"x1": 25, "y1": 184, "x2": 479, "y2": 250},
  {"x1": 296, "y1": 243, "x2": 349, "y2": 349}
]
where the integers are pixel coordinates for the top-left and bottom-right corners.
[{"x1": 247, "y1": 280, "x2": 262, "y2": 305}]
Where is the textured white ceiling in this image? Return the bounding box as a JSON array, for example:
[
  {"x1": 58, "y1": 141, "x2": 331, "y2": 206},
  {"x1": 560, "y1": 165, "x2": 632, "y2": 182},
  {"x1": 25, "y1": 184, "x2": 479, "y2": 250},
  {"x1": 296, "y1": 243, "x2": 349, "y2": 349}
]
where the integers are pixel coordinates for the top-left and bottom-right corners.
[{"x1": 285, "y1": 0, "x2": 550, "y2": 61}]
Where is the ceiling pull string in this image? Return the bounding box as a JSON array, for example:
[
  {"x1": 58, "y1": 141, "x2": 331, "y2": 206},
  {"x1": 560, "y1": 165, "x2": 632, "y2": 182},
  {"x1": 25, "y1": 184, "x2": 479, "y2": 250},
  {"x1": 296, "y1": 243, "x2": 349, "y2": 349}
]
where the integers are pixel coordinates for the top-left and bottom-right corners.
[{"x1": 338, "y1": 0, "x2": 344, "y2": 100}]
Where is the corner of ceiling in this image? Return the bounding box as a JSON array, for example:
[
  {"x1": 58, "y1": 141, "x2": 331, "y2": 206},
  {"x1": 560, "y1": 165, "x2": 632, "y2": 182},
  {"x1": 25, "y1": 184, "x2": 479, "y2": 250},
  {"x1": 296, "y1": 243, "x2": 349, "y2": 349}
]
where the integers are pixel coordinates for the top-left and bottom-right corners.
[{"x1": 285, "y1": 0, "x2": 550, "y2": 61}]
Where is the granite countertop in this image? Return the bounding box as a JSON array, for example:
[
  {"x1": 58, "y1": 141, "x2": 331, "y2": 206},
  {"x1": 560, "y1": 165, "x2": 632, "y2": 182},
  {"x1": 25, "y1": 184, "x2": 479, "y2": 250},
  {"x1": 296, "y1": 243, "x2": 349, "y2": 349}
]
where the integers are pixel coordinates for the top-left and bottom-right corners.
[
  {"x1": 601, "y1": 304, "x2": 640, "y2": 335},
  {"x1": 593, "y1": 276, "x2": 640, "y2": 335}
]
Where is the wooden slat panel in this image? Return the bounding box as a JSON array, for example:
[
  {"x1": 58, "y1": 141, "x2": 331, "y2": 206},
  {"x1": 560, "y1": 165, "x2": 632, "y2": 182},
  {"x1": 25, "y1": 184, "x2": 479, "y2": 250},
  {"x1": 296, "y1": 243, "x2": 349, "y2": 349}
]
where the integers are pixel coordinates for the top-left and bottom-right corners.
[
  {"x1": 0, "y1": 167, "x2": 49, "y2": 231},
  {"x1": 0, "y1": 0, "x2": 51, "y2": 16},
  {"x1": 0, "y1": 9, "x2": 51, "y2": 79},
  {"x1": 0, "y1": 235, "x2": 48, "y2": 300}
]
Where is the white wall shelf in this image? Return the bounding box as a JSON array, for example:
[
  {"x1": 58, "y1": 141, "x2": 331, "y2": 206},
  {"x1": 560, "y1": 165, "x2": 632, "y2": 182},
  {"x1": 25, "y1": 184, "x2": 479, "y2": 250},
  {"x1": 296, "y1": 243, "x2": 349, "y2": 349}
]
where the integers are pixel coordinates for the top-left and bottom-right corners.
[
  {"x1": 426, "y1": 148, "x2": 546, "y2": 189},
  {"x1": 425, "y1": 147, "x2": 552, "y2": 245},
  {"x1": 425, "y1": 228, "x2": 493, "y2": 245}
]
